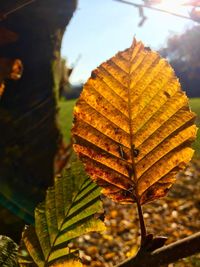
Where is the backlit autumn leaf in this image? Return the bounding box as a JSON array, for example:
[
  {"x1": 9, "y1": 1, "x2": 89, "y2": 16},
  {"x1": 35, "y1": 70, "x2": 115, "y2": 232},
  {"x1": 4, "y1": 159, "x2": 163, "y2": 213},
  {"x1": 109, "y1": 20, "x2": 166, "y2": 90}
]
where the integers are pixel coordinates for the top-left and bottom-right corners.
[
  {"x1": 0, "y1": 58, "x2": 23, "y2": 81},
  {"x1": 10, "y1": 59, "x2": 23, "y2": 80},
  {"x1": 0, "y1": 83, "x2": 5, "y2": 97},
  {"x1": 0, "y1": 58, "x2": 23, "y2": 98},
  {"x1": 72, "y1": 39, "x2": 197, "y2": 205}
]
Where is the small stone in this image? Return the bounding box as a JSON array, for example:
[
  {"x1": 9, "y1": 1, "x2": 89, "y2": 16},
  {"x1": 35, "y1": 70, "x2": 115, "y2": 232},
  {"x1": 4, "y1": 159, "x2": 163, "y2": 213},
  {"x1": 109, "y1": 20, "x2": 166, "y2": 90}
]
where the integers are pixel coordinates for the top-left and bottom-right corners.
[
  {"x1": 110, "y1": 210, "x2": 118, "y2": 218},
  {"x1": 84, "y1": 235, "x2": 91, "y2": 241},
  {"x1": 171, "y1": 223, "x2": 177, "y2": 229},
  {"x1": 87, "y1": 246, "x2": 98, "y2": 255},
  {"x1": 172, "y1": 210, "x2": 178, "y2": 218},
  {"x1": 104, "y1": 252, "x2": 116, "y2": 261}
]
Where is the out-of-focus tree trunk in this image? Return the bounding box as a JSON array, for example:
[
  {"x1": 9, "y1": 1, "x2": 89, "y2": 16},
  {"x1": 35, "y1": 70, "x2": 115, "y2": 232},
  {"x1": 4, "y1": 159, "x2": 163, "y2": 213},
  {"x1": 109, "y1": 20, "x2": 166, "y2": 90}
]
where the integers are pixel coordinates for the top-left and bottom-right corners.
[{"x1": 0, "y1": 0, "x2": 76, "y2": 238}]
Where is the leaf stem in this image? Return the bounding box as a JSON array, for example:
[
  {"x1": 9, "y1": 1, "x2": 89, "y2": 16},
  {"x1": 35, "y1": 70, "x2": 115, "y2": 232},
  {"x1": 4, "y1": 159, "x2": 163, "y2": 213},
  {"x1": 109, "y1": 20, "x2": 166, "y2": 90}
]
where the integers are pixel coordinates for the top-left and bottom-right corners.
[{"x1": 136, "y1": 200, "x2": 146, "y2": 246}]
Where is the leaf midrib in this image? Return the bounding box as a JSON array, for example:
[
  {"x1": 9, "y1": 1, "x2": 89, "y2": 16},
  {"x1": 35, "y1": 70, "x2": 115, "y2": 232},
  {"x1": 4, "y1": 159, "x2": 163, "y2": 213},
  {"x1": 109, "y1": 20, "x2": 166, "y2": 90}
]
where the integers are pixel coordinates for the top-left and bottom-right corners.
[
  {"x1": 126, "y1": 46, "x2": 138, "y2": 197},
  {"x1": 44, "y1": 177, "x2": 89, "y2": 266}
]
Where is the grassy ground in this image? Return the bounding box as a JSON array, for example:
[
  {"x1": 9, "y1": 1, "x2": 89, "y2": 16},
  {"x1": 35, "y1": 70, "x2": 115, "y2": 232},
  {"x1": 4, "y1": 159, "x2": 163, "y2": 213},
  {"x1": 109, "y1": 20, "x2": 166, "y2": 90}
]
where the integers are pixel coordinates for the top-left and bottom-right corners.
[
  {"x1": 58, "y1": 99, "x2": 76, "y2": 143},
  {"x1": 58, "y1": 98, "x2": 200, "y2": 156}
]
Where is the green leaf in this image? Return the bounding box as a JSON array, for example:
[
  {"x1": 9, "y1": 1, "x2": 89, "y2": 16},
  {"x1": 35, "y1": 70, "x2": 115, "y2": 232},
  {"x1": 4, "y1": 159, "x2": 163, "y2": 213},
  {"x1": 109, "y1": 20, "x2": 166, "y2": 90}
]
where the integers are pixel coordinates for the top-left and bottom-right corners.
[
  {"x1": 0, "y1": 235, "x2": 19, "y2": 267},
  {"x1": 18, "y1": 162, "x2": 105, "y2": 267}
]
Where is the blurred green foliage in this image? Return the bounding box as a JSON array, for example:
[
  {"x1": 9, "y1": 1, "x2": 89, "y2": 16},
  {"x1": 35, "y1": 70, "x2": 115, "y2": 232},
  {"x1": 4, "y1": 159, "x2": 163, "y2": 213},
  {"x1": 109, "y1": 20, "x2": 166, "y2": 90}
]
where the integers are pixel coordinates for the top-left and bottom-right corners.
[{"x1": 58, "y1": 99, "x2": 76, "y2": 143}]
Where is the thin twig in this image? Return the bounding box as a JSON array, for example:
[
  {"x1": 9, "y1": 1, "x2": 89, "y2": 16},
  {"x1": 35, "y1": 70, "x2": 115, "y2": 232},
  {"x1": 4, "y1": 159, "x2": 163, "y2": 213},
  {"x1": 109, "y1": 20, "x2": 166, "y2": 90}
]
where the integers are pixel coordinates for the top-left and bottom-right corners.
[
  {"x1": 0, "y1": 0, "x2": 36, "y2": 21},
  {"x1": 114, "y1": 0, "x2": 198, "y2": 22},
  {"x1": 116, "y1": 231, "x2": 200, "y2": 267}
]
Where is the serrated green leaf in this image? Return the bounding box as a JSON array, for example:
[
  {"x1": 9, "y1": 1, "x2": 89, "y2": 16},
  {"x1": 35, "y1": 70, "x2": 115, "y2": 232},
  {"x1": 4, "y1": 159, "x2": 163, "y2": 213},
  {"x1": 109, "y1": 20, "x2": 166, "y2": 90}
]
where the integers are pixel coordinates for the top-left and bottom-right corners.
[{"x1": 0, "y1": 235, "x2": 19, "y2": 267}]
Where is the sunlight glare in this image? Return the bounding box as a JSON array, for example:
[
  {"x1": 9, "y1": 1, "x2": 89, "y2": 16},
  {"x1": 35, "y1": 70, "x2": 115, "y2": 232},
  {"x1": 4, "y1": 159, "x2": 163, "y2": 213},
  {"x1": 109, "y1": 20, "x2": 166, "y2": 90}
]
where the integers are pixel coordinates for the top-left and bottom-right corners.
[{"x1": 158, "y1": 0, "x2": 187, "y2": 12}]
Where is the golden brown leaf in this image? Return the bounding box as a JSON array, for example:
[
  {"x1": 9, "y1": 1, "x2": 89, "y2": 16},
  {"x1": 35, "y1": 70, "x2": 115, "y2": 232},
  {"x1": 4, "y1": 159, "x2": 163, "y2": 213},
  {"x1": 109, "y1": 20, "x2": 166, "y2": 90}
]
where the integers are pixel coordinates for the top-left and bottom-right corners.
[
  {"x1": 0, "y1": 58, "x2": 23, "y2": 81},
  {"x1": 0, "y1": 82, "x2": 5, "y2": 97},
  {"x1": 72, "y1": 39, "x2": 197, "y2": 205},
  {"x1": 10, "y1": 59, "x2": 23, "y2": 80},
  {"x1": 0, "y1": 58, "x2": 23, "y2": 98}
]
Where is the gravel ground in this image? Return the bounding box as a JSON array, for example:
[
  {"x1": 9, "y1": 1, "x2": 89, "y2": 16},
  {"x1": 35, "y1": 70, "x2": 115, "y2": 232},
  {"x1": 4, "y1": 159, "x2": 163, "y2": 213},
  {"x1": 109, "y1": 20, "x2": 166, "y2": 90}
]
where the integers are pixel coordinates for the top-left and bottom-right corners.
[{"x1": 71, "y1": 159, "x2": 200, "y2": 267}]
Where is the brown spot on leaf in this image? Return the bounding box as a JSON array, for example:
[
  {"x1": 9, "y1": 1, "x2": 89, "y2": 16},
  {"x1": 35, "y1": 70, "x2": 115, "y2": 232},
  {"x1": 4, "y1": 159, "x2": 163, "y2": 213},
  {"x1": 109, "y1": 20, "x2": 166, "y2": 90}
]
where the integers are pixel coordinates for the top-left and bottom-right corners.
[
  {"x1": 133, "y1": 149, "x2": 139, "y2": 157},
  {"x1": 117, "y1": 145, "x2": 128, "y2": 160},
  {"x1": 126, "y1": 165, "x2": 134, "y2": 179},
  {"x1": 114, "y1": 128, "x2": 119, "y2": 134},
  {"x1": 164, "y1": 91, "x2": 170, "y2": 98}
]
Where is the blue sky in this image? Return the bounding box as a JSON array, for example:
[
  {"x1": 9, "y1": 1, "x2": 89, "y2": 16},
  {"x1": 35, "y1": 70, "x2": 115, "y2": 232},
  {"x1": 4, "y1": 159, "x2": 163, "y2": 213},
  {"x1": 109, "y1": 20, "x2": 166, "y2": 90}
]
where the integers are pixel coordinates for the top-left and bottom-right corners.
[{"x1": 61, "y1": 0, "x2": 195, "y2": 84}]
